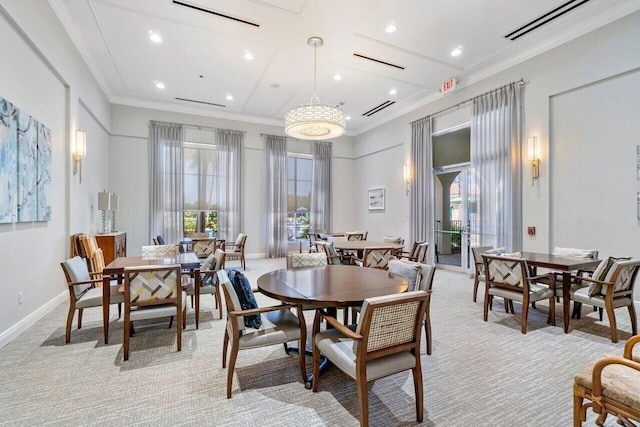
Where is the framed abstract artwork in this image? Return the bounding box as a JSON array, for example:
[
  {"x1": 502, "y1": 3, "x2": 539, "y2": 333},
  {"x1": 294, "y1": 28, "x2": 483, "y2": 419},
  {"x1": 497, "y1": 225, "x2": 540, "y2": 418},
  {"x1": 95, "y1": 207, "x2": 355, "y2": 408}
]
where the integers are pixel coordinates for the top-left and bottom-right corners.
[
  {"x1": 368, "y1": 187, "x2": 385, "y2": 211},
  {"x1": 17, "y1": 109, "x2": 38, "y2": 222},
  {"x1": 0, "y1": 97, "x2": 17, "y2": 223}
]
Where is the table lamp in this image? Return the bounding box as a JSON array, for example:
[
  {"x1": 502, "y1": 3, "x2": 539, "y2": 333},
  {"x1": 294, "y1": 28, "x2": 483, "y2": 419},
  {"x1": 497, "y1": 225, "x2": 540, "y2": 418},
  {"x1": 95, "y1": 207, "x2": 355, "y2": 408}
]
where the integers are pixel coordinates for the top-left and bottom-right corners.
[
  {"x1": 97, "y1": 191, "x2": 111, "y2": 233},
  {"x1": 110, "y1": 193, "x2": 119, "y2": 232}
]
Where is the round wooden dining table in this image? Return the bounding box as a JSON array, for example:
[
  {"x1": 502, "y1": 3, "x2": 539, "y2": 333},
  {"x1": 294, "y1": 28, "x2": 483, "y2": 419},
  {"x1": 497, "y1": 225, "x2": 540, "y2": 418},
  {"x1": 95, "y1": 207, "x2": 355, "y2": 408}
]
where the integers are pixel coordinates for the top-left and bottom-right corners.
[
  {"x1": 331, "y1": 240, "x2": 404, "y2": 252},
  {"x1": 257, "y1": 264, "x2": 408, "y2": 309}
]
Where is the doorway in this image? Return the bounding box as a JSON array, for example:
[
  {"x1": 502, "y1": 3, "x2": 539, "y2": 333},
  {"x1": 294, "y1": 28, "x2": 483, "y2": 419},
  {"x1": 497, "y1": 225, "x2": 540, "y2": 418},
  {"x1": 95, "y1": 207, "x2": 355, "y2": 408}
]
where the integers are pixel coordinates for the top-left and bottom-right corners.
[{"x1": 432, "y1": 125, "x2": 473, "y2": 272}]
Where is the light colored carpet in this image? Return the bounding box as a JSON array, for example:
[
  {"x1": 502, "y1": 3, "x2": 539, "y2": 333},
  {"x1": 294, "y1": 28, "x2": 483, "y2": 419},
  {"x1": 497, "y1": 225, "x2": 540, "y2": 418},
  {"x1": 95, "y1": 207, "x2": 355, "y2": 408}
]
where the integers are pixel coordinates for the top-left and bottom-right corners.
[{"x1": 0, "y1": 257, "x2": 635, "y2": 426}]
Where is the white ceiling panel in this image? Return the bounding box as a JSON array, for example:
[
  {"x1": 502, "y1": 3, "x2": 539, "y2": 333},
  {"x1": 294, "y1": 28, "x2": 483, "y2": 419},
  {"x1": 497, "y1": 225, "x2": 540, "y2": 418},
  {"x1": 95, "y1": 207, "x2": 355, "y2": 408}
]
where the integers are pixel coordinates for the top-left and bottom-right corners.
[{"x1": 55, "y1": 0, "x2": 639, "y2": 134}]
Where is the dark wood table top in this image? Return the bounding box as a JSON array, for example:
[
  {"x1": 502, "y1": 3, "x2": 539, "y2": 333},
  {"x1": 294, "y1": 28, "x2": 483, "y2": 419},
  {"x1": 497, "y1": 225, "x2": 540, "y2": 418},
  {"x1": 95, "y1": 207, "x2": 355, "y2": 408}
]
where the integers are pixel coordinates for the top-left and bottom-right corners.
[
  {"x1": 103, "y1": 253, "x2": 201, "y2": 274},
  {"x1": 257, "y1": 265, "x2": 409, "y2": 307},
  {"x1": 520, "y1": 252, "x2": 600, "y2": 271},
  {"x1": 332, "y1": 240, "x2": 404, "y2": 251}
]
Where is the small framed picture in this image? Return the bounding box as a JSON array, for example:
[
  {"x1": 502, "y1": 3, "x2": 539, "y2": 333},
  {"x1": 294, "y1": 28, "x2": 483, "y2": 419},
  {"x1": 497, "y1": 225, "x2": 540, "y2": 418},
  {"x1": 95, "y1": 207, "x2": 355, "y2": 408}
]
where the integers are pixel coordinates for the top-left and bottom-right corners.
[{"x1": 368, "y1": 187, "x2": 385, "y2": 211}]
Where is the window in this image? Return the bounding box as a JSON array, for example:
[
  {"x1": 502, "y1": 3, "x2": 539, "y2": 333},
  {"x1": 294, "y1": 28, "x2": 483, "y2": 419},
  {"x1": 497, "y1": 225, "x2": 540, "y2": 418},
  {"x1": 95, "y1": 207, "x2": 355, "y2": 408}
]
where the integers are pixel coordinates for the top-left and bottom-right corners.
[
  {"x1": 287, "y1": 155, "x2": 312, "y2": 241},
  {"x1": 183, "y1": 142, "x2": 218, "y2": 237}
]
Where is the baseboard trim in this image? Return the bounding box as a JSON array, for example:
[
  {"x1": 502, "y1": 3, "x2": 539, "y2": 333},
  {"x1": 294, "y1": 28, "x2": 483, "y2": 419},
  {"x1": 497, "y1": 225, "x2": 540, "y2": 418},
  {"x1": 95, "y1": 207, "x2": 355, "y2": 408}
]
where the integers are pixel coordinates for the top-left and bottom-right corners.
[{"x1": 0, "y1": 291, "x2": 67, "y2": 349}]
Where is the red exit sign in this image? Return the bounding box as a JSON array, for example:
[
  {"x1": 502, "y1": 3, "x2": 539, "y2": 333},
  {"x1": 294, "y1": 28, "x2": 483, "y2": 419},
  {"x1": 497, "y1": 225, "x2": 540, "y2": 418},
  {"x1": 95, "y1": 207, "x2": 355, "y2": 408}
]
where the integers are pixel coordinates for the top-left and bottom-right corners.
[{"x1": 441, "y1": 78, "x2": 457, "y2": 93}]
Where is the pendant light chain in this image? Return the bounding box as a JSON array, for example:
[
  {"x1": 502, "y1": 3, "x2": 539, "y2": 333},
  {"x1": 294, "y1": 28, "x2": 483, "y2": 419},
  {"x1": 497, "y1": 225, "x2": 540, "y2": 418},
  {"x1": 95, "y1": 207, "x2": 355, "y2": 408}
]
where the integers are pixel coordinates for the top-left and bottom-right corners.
[{"x1": 312, "y1": 42, "x2": 319, "y2": 104}]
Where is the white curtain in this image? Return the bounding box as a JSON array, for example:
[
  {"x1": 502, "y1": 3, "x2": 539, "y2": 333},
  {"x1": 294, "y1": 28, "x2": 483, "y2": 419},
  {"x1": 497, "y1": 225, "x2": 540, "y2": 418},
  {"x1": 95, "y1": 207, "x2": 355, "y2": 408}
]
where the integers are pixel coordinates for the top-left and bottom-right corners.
[
  {"x1": 149, "y1": 122, "x2": 184, "y2": 244},
  {"x1": 264, "y1": 135, "x2": 288, "y2": 258},
  {"x1": 471, "y1": 83, "x2": 522, "y2": 251},
  {"x1": 410, "y1": 117, "x2": 434, "y2": 263},
  {"x1": 311, "y1": 141, "x2": 332, "y2": 233},
  {"x1": 215, "y1": 129, "x2": 243, "y2": 241}
]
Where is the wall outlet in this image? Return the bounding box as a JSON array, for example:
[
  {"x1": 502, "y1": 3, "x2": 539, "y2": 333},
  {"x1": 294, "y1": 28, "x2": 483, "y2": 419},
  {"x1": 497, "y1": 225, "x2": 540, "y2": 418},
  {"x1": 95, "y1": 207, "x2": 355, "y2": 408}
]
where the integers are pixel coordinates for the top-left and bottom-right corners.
[{"x1": 18, "y1": 292, "x2": 23, "y2": 305}]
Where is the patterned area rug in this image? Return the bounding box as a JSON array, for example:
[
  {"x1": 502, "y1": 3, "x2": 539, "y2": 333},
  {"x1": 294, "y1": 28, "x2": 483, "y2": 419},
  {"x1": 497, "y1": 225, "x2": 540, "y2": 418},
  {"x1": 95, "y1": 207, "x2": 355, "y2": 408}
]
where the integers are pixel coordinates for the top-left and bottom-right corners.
[{"x1": 0, "y1": 258, "x2": 634, "y2": 426}]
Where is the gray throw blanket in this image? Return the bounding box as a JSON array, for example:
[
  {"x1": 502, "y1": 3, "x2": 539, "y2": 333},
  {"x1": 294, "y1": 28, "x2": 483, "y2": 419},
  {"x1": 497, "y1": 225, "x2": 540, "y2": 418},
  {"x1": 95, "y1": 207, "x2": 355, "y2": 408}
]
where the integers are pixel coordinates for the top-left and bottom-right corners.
[{"x1": 226, "y1": 269, "x2": 262, "y2": 329}]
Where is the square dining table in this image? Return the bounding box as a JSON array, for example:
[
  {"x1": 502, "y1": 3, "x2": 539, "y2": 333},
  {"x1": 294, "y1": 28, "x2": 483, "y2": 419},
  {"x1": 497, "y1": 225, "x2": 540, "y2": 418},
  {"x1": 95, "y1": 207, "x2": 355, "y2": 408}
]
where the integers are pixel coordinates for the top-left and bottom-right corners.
[{"x1": 521, "y1": 252, "x2": 600, "y2": 333}]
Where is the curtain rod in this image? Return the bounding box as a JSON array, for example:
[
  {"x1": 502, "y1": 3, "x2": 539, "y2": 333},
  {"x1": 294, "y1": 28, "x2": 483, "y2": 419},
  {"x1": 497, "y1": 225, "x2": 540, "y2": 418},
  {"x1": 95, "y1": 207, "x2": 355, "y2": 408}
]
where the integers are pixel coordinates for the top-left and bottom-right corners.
[
  {"x1": 410, "y1": 78, "x2": 525, "y2": 125},
  {"x1": 149, "y1": 120, "x2": 246, "y2": 133}
]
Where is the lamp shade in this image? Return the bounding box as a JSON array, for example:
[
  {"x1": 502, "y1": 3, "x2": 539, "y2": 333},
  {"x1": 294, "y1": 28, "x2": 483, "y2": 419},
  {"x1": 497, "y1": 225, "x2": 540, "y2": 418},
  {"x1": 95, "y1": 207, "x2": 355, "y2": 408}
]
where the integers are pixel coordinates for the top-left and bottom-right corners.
[
  {"x1": 109, "y1": 193, "x2": 119, "y2": 211},
  {"x1": 74, "y1": 130, "x2": 86, "y2": 159},
  {"x1": 97, "y1": 192, "x2": 111, "y2": 211},
  {"x1": 527, "y1": 136, "x2": 538, "y2": 161}
]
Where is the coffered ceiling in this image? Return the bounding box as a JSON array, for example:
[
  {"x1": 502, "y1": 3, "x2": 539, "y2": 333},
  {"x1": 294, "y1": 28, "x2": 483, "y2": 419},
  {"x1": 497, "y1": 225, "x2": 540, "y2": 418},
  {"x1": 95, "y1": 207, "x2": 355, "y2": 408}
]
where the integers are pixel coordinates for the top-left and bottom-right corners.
[{"x1": 53, "y1": 0, "x2": 639, "y2": 134}]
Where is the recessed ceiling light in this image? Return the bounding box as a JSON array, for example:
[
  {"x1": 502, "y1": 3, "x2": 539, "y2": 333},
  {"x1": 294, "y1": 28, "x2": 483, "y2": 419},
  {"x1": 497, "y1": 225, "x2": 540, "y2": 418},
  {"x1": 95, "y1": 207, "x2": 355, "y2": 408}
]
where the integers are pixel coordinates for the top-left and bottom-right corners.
[
  {"x1": 149, "y1": 31, "x2": 162, "y2": 43},
  {"x1": 244, "y1": 51, "x2": 254, "y2": 61},
  {"x1": 155, "y1": 81, "x2": 165, "y2": 89},
  {"x1": 389, "y1": 88, "x2": 397, "y2": 96},
  {"x1": 451, "y1": 46, "x2": 463, "y2": 57},
  {"x1": 385, "y1": 22, "x2": 396, "y2": 33},
  {"x1": 334, "y1": 73, "x2": 342, "y2": 81},
  {"x1": 226, "y1": 94, "x2": 234, "y2": 101},
  {"x1": 345, "y1": 116, "x2": 352, "y2": 121}
]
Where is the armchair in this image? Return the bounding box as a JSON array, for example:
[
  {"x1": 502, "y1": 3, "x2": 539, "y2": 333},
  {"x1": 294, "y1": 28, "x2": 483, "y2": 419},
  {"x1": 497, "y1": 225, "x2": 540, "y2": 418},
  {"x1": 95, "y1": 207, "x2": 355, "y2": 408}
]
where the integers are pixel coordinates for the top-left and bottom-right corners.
[
  {"x1": 122, "y1": 265, "x2": 186, "y2": 360},
  {"x1": 223, "y1": 233, "x2": 247, "y2": 270},
  {"x1": 60, "y1": 256, "x2": 124, "y2": 343},
  {"x1": 186, "y1": 249, "x2": 226, "y2": 323},
  {"x1": 569, "y1": 258, "x2": 639, "y2": 342},
  {"x1": 353, "y1": 247, "x2": 395, "y2": 269},
  {"x1": 218, "y1": 270, "x2": 307, "y2": 398},
  {"x1": 312, "y1": 291, "x2": 429, "y2": 426},
  {"x1": 574, "y1": 334, "x2": 640, "y2": 426},
  {"x1": 482, "y1": 254, "x2": 556, "y2": 334}
]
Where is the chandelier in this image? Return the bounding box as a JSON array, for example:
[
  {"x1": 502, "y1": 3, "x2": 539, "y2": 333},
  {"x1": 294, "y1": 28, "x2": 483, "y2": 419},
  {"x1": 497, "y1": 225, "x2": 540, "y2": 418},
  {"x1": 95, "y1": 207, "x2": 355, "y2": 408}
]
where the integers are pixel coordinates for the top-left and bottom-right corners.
[{"x1": 285, "y1": 37, "x2": 345, "y2": 140}]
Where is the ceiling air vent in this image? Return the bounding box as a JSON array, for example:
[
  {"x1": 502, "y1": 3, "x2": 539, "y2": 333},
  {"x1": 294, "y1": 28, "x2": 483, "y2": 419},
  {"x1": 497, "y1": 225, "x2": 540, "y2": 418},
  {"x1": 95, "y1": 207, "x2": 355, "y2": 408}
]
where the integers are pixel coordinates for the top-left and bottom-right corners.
[
  {"x1": 173, "y1": 1, "x2": 260, "y2": 28},
  {"x1": 504, "y1": 0, "x2": 591, "y2": 41},
  {"x1": 362, "y1": 101, "x2": 395, "y2": 117},
  {"x1": 353, "y1": 53, "x2": 404, "y2": 70},
  {"x1": 175, "y1": 97, "x2": 226, "y2": 107}
]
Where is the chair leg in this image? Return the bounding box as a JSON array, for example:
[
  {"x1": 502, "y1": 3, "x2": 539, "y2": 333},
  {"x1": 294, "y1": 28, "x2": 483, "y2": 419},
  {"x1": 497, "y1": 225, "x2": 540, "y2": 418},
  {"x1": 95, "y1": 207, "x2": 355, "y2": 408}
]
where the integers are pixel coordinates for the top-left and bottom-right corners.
[
  {"x1": 424, "y1": 307, "x2": 432, "y2": 356},
  {"x1": 412, "y1": 362, "x2": 424, "y2": 423},
  {"x1": 483, "y1": 290, "x2": 490, "y2": 322},
  {"x1": 215, "y1": 286, "x2": 223, "y2": 320},
  {"x1": 548, "y1": 296, "x2": 556, "y2": 326},
  {"x1": 472, "y1": 277, "x2": 479, "y2": 302},
  {"x1": 628, "y1": 303, "x2": 638, "y2": 335},
  {"x1": 124, "y1": 315, "x2": 130, "y2": 361},
  {"x1": 117, "y1": 303, "x2": 122, "y2": 319},
  {"x1": 226, "y1": 344, "x2": 239, "y2": 398},
  {"x1": 312, "y1": 338, "x2": 320, "y2": 392},
  {"x1": 573, "y1": 393, "x2": 584, "y2": 427},
  {"x1": 222, "y1": 329, "x2": 229, "y2": 368},
  {"x1": 65, "y1": 303, "x2": 75, "y2": 344},
  {"x1": 598, "y1": 307, "x2": 603, "y2": 322},
  {"x1": 595, "y1": 413, "x2": 608, "y2": 426},
  {"x1": 356, "y1": 374, "x2": 369, "y2": 427},
  {"x1": 183, "y1": 306, "x2": 187, "y2": 329},
  {"x1": 509, "y1": 300, "x2": 515, "y2": 314},
  {"x1": 605, "y1": 303, "x2": 618, "y2": 343},
  {"x1": 572, "y1": 302, "x2": 581, "y2": 319},
  {"x1": 521, "y1": 297, "x2": 529, "y2": 334},
  {"x1": 168, "y1": 316, "x2": 174, "y2": 329},
  {"x1": 77, "y1": 308, "x2": 83, "y2": 330}
]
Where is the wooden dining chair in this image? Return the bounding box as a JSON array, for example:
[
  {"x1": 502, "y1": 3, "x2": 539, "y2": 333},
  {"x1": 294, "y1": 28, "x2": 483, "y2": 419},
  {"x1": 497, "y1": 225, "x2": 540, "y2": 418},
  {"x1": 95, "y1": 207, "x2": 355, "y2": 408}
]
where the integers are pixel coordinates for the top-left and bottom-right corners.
[
  {"x1": 218, "y1": 270, "x2": 307, "y2": 398},
  {"x1": 192, "y1": 238, "x2": 218, "y2": 258},
  {"x1": 569, "y1": 258, "x2": 640, "y2": 343},
  {"x1": 354, "y1": 247, "x2": 395, "y2": 269},
  {"x1": 122, "y1": 265, "x2": 186, "y2": 361},
  {"x1": 312, "y1": 291, "x2": 429, "y2": 426},
  {"x1": 482, "y1": 254, "x2": 556, "y2": 334},
  {"x1": 471, "y1": 246, "x2": 496, "y2": 303},
  {"x1": 60, "y1": 257, "x2": 124, "y2": 343},
  {"x1": 223, "y1": 233, "x2": 247, "y2": 270},
  {"x1": 186, "y1": 249, "x2": 226, "y2": 322}
]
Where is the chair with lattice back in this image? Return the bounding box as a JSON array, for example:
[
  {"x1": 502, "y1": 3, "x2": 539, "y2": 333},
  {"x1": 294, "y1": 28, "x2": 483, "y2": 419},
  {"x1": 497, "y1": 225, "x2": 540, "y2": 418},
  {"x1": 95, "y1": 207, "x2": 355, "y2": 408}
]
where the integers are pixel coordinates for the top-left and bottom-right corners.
[
  {"x1": 312, "y1": 291, "x2": 429, "y2": 426},
  {"x1": 223, "y1": 233, "x2": 247, "y2": 270},
  {"x1": 355, "y1": 247, "x2": 395, "y2": 269},
  {"x1": 192, "y1": 238, "x2": 219, "y2": 258},
  {"x1": 122, "y1": 264, "x2": 186, "y2": 360},
  {"x1": 141, "y1": 245, "x2": 180, "y2": 257}
]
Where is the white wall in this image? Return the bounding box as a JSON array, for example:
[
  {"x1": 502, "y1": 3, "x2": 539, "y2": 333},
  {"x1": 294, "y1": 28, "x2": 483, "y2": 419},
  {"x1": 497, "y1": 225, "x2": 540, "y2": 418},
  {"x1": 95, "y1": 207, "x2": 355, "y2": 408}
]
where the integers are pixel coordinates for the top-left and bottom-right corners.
[
  {"x1": 353, "y1": 12, "x2": 640, "y2": 297},
  {"x1": 0, "y1": 0, "x2": 110, "y2": 345},
  {"x1": 109, "y1": 105, "x2": 355, "y2": 257}
]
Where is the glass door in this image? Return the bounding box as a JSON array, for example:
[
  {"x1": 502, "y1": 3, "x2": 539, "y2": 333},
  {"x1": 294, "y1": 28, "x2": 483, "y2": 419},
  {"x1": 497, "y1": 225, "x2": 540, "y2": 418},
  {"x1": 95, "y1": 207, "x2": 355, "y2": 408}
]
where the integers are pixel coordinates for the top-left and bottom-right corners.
[{"x1": 434, "y1": 165, "x2": 474, "y2": 273}]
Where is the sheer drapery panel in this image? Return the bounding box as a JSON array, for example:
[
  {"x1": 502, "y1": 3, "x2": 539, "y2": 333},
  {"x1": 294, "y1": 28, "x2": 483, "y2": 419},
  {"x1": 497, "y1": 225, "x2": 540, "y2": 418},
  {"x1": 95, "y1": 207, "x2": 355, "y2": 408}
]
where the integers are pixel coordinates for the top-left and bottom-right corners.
[
  {"x1": 149, "y1": 122, "x2": 184, "y2": 244},
  {"x1": 311, "y1": 141, "x2": 332, "y2": 233},
  {"x1": 410, "y1": 117, "x2": 434, "y2": 263},
  {"x1": 265, "y1": 135, "x2": 288, "y2": 258},
  {"x1": 215, "y1": 130, "x2": 243, "y2": 241},
  {"x1": 470, "y1": 83, "x2": 522, "y2": 251}
]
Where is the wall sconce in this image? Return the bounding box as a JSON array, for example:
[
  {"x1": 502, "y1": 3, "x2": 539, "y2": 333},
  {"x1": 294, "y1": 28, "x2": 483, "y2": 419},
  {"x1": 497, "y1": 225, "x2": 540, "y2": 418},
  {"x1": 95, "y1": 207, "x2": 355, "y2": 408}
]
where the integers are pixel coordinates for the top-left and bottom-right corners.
[
  {"x1": 98, "y1": 191, "x2": 111, "y2": 234},
  {"x1": 527, "y1": 136, "x2": 540, "y2": 184},
  {"x1": 73, "y1": 130, "x2": 87, "y2": 183},
  {"x1": 403, "y1": 163, "x2": 411, "y2": 195}
]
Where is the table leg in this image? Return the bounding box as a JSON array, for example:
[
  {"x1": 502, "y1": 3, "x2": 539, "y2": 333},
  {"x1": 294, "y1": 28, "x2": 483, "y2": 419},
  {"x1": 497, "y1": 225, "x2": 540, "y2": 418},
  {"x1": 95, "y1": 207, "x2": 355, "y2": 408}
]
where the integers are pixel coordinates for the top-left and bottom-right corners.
[
  {"x1": 562, "y1": 271, "x2": 571, "y2": 334},
  {"x1": 102, "y1": 275, "x2": 110, "y2": 344},
  {"x1": 195, "y1": 270, "x2": 200, "y2": 329}
]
